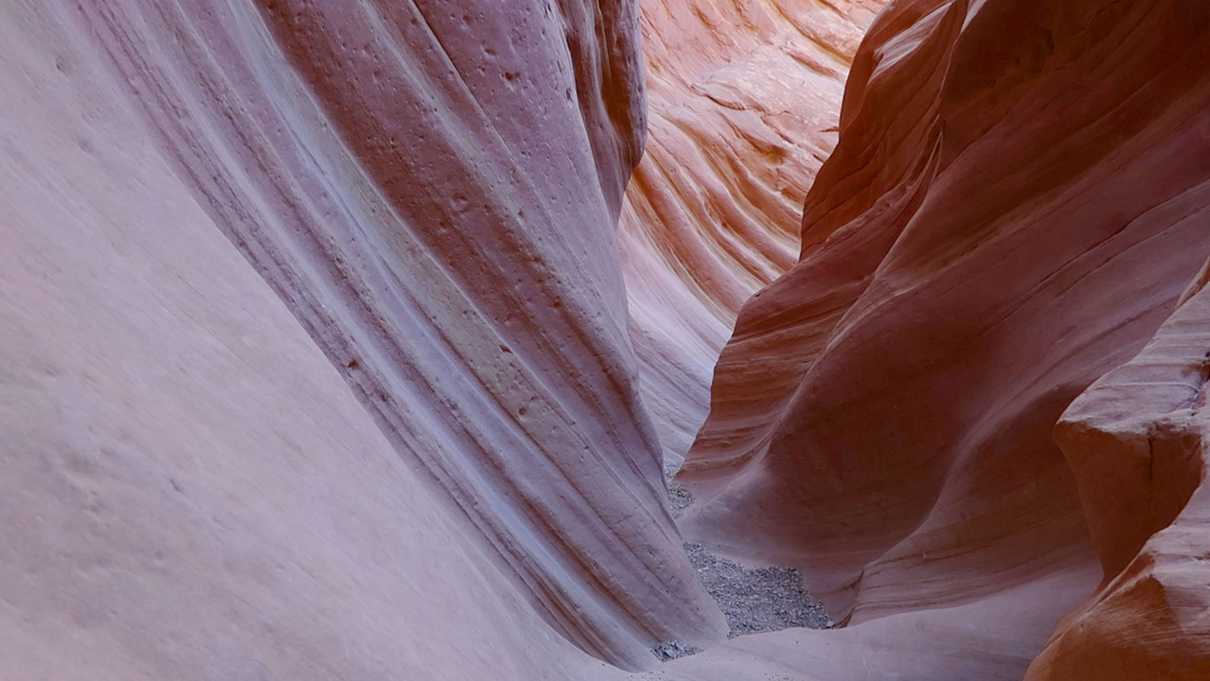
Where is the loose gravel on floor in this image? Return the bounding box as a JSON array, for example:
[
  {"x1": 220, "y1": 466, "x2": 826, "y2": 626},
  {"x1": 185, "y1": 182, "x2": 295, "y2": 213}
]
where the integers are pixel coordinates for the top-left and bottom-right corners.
[
  {"x1": 684, "y1": 542, "x2": 833, "y2": 636},
  {"x1": 653, "y1": 483, "x2": 833, "y2": 661}
]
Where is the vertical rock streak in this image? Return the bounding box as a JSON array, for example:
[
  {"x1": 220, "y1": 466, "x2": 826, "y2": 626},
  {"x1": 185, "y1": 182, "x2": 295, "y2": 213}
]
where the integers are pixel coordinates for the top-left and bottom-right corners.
[
  {"x1": 1029, "y1": 266, "x2": 1210, "y2": 679},
  {"x1": 79, "y1": 0, "x2": 724, "y2": 669}
]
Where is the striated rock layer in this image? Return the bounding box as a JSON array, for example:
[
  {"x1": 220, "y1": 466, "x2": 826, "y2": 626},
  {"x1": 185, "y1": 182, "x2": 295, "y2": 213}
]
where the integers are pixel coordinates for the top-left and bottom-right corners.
[
  {"x1": 620, "y1": 0, "x2": 885, "y2": 470},
  {"x1": 0, "y1": 6, "x2": 640, "y2": 680},
  {"x1": 4, "y1": 0, "x2": 725, "y2": 674},
  {"x1": 677, "y1": 0, "x2": 1210, "y2": 678}
]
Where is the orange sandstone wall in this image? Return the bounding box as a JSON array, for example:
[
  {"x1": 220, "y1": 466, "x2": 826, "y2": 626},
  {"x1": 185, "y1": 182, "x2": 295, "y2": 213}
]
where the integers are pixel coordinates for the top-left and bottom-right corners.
[{"x1": 620, "y1": 0, "x2": 885, "y2": 470}]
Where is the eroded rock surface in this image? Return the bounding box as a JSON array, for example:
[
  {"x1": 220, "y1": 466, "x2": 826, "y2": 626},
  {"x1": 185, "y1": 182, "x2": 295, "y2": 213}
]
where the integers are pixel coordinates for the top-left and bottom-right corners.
[
  {"x1": 7, "y1": 0, "x2": 1210, "y2": 680},
  {"x1": 621, "y1": 0, "x2": 885, "y2": 471},
  {"x1": 675, "y1": 0, "x2": 1210, "y2": 679},
  {"x1": 2, "y1": 0, "x2": 726, "y2": 675},
  {"x1": 0, "y1": 6, "x2": 640, "y2": 680},
  {"x1": 1027, "y1": 263, "x2": 1210, "y2": 680},
  {"x1": 84, "y1": 0, "x2": 733, "y2": 671}
]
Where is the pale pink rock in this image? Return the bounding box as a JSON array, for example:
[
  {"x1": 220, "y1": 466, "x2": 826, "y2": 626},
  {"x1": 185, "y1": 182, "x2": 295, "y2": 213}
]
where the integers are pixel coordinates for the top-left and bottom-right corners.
[
  {"x1": 2, "y1": 0, "x2": 723, "y2": 675},
  {"x1": 0, "y1": 7, "x2": 635, "y2": 680}
]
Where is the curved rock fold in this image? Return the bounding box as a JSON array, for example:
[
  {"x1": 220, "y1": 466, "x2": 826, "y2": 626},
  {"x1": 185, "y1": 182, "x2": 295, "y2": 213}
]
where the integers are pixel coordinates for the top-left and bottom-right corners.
[{"x1": 675, "y1": 0, "x2": 1210, "y2": 678}]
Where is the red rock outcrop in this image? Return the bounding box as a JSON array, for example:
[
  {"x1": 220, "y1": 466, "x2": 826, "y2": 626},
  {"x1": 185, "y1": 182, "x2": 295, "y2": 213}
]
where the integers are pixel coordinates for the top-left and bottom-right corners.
[
  {"x1": 676, "y1": 0, "x2": 1210, "y2": 678},
  {"x1": 1025, "y1": 264, "x2": 1210, "y2": 679},
  {"x1": 620, "y1": 0, "x2": 885, "y2": 470}
]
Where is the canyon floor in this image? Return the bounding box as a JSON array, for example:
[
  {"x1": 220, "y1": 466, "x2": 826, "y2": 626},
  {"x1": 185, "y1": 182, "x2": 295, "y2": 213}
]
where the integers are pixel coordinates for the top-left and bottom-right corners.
[{"x1": 657, "y1": 484, "x2": 833, "y2": 660}]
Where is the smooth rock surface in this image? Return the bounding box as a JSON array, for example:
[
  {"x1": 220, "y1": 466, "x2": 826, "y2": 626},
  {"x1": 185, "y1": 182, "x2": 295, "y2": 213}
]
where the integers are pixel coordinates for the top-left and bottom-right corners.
[
  {"x1": 8, "y1": 0, "x2": 1210, "y2": 680},
  {"x1": 83, "y1": 0, "x2": 731, "y2": 670}
]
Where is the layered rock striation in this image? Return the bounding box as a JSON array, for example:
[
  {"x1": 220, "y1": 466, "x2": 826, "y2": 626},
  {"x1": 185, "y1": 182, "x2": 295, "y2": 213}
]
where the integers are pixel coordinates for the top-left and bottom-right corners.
[
  {"x1": 676, "y1": 0, "x2": 1210, "y2": 678},
  {"x1": 4, "y1": 0, "x2": 725, "y2": 675},
  {"x1": 0, "y1": 5, "x2": 641, "y2": 679},
  {"x1": 620, "y1": 0, "x2": 885, "y2": 470}
]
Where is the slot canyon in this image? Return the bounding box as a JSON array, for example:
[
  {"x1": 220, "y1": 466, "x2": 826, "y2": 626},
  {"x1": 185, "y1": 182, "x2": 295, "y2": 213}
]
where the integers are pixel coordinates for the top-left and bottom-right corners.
[{"x1": 2, "y1": 0, "x2": 1208, "y2": 679}]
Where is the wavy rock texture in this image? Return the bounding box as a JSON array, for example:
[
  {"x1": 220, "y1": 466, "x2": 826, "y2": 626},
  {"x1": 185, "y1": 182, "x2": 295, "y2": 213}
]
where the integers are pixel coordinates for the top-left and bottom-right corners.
[
  {"x1": 1026, "y1": 265, "x2": 1210, "y2": 680},
  {"x1": 0, "y1": 6, "x2": 641, "y2": 680},
  {"x1": 620, "y1": 0, "x2": 885, "y2": 471},
  {"x1": 10, "y1": 0, "x2": 1210, "y2": 679},
  {"x1": 4, "y1": 0, "x2": 729, "y2": 674},
  {"x1": 675, "y1": 0, "x2": 1210, "y2": 678}
]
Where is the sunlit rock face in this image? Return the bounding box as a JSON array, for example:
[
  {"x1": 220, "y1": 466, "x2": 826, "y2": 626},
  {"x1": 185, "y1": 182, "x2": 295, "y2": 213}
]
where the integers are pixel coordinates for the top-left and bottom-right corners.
[
  {"x1": 675, "y1": 0, "x2": 1210, "y2": 678},
  {"x1": 620, "y1": 0, "x2": 885, "y2": 471},
  {"x1": 2, "y1": 0, "x2": 726, "y2": 675}
]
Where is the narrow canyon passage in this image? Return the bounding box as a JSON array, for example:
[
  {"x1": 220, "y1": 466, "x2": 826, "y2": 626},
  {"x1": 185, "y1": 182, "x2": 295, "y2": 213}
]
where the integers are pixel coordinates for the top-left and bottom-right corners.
[
  {"x1": 2, "y1": 2, "x2": 1210, "y2": 681},
  {"x1": 619, "y1": 0, "x2": 885, "y2": 473},
  {"x1": 621, "y1": 0, "x2": 887, "y2": 647}
]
